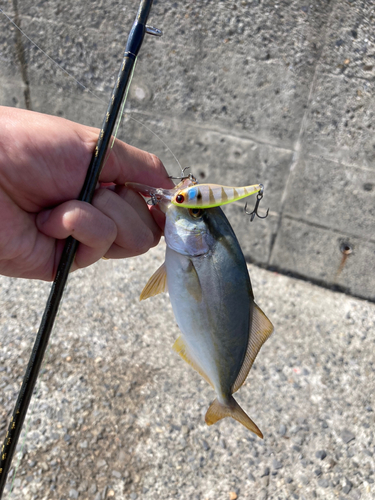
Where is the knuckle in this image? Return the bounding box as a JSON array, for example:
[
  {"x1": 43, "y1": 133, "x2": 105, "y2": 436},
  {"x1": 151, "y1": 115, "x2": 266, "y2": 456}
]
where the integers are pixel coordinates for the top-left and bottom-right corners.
[
  {"x1": 150, "y1": 229, "x2": 161, "y2": 249},
  {"x1": 93, "y1": 187, "x2": 112, "y2": 208},
  {"x1": 136, "y1": 228, "x2": 154, "y2": 254},
  {"x1": 148, "y1": 153, "x2": 164, "y2": 173},
  {"x1": 104, "y1": 219, "x2": 117, "y2": 245}
]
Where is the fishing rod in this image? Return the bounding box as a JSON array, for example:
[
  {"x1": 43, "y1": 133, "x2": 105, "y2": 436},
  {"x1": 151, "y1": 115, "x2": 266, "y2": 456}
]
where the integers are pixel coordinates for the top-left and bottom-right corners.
[{"x1": 0, "y1": 0, "x2": 161, "y2": 495}]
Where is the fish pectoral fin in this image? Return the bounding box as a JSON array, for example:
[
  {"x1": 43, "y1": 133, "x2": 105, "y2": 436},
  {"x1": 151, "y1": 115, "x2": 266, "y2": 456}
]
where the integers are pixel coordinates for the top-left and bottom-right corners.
[
  {"x1": 205, "y1": 396, "x2": 263, "y2": 438},
  {"x1": 172, "y1": 336, "x2": 213, "y2": 387},
  {"x1": 232, "y1": 303, "x2": 274, "y2": 393},
  {"x1": 140, "y1": 262, "x2": 168, "y2": 301}
]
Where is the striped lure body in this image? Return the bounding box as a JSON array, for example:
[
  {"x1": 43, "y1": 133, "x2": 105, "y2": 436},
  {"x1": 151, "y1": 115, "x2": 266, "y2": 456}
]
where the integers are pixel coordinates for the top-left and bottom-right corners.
[
  {"x1": 125, "y1": 179, "x2": 262, "y2": 209},
  {"x1": 171, "y1": 183, "x2": 262, "y2": 208}
]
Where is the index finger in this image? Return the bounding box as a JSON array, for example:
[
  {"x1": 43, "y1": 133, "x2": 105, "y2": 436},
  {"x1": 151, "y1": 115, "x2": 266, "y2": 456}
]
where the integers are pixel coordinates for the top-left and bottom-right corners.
[{"x1": 98, "y1": 138, "x2": 175, "y2": 190}]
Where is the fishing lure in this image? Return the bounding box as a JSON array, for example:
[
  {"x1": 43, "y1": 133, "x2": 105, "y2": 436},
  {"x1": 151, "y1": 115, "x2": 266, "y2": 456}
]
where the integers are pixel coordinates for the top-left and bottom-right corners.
[
  {"x1": 171, "y1": 182, "x2": 263, "y2": 208},
  {"x1": 127, "y1": 179, "x2": 266, "y2": 211}
]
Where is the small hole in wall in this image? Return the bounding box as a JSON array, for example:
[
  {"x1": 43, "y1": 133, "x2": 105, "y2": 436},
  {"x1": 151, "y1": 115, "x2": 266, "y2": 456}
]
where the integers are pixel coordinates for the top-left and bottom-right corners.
[{"x1": 340, "y1": 242, "x2": 353, "y2": 255}]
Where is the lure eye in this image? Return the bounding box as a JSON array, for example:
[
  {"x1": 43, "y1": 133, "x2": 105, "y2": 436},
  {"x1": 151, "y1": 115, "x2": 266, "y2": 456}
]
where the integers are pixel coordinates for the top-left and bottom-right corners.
[
  {"x1": 189, "y1": 208, "x2": 203, "y2": 218},
  {"x1": 176, "y1": 194, "x2": 185, "y2": 204}
]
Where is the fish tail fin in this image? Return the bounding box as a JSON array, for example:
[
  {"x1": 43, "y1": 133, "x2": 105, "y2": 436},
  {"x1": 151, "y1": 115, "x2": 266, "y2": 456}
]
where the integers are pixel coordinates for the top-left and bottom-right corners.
[{"x1": 205, "y1": 396, "x2": 263, "y2": 438}]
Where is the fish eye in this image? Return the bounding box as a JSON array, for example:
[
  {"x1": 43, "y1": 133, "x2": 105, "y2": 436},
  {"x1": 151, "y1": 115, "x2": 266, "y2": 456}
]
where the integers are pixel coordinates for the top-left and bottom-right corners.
[{"x1": 189, "y1": 208, "x2": 203, "y2": 218}]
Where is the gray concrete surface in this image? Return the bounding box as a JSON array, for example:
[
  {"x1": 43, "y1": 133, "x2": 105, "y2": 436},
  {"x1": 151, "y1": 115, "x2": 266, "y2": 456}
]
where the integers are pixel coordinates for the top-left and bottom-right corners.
[
  {"x1": 0, "y1": 0, "x2": 374, "y2": 300},
  {"x1": 0, "y1": 244, "x2": 375, "y2": 500},
  {"x1": 0, "y1": 1, "x2": 375, "y2": 500}
]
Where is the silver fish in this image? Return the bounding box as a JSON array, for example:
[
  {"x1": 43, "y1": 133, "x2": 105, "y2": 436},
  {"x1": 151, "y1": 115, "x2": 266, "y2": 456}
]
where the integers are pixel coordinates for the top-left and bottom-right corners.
[{"x1": 128, "y1": 179, "x2": 274, "y2": 437}]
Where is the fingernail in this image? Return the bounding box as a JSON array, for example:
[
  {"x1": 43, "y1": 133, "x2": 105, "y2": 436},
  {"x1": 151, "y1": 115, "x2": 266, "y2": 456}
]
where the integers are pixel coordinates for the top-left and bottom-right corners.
[{"x1": 38, "y1": 209, "x2": 52, "y2": 225}]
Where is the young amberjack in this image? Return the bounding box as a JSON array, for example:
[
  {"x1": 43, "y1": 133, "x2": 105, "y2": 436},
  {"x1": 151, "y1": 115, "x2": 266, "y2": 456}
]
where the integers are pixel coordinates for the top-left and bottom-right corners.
[{"x1": 127, "y1": 178, "x2": 273, "y2": 437}]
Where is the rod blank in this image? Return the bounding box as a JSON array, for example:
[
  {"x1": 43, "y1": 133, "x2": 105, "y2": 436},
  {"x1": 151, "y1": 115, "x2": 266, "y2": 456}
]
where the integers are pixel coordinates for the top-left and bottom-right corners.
[{"x1": 0, "y1": 0, "x2": 157, "y2": 495}]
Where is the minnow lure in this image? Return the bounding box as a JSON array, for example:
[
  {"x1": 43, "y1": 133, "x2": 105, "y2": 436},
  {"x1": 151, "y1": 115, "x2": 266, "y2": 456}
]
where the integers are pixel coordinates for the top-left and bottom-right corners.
[
  {"x1": 127, "y1": 178, "x2": 273, "y2": 437},
  {"x1": 171, "y1": 182, "x2": 262, "y2": 208},
  {"x1": 126, "y1": 179, "x2": 263, "y2": 209}
]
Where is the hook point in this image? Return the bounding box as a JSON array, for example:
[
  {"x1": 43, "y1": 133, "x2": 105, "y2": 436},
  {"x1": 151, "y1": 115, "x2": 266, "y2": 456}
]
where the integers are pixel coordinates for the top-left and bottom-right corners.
[{"x1": 244, "y1": 187, "x2": 269, "y2": 222}]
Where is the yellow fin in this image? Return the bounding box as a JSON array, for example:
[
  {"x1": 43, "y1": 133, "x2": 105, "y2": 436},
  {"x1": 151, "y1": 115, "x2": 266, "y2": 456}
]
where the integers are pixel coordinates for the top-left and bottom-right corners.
[
  {"x1": 172, "y1": 336, "x2": 213, "y2": 387},
  {"x1": 205, "y1": 396, "x2": 263, "y2": 438},
  {"x1": 232, "y1": 303, "x2": 274, "y2": 393},
  {"x1": 140, "y1": 263, "x2": 168, "y2": 301}
]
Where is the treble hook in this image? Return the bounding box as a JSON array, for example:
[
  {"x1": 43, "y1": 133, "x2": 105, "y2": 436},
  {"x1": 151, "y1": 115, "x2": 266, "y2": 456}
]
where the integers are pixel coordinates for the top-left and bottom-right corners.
[
  {"x1": 168, "y1": 166, "x2": 197, "y2": 183},
  {"x1": 147, "y1": 193, "x2": 160, "y2": 206},
  {"x1": 244, "y1": 184, "x2": 269, "y2": 222}
]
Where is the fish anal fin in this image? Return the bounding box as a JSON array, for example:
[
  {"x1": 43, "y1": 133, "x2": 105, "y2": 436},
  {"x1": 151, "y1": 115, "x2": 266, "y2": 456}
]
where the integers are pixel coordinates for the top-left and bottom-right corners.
[
  {"x1": 205, "y1": 396, "x2": 263, "y2": 438},
  {"x1": 232, "y1": 303, "x2": 274, "y2": 393},
  {"x1": 172, "y1": 336, "x2": 213, "y2": 387},
  {"x1": 140, "y1": 262, "x2": 168, "y2": 301}
]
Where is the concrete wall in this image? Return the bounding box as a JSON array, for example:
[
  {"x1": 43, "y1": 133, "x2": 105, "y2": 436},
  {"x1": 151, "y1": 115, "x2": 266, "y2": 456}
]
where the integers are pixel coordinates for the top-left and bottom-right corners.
[{"x1": 1, "y1": 0, "x2": 374, "y2": 301}]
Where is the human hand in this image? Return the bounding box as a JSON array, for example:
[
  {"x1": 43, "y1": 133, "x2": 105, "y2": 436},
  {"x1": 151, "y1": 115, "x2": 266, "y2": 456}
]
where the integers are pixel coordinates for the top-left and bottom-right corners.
[{"x1": 0, "y1": 106, "x2": 173, "y2": 280}]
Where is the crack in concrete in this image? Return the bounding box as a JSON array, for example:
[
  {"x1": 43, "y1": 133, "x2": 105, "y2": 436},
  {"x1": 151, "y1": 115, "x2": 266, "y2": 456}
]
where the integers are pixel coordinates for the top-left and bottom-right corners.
[
  {"x1": 130, "y1": 108, "x2": 296, "y2": 153},
  {"x1": 11, "y1": 0, "x2": 32, "y2": 110},
  {"x1": 308, "y1": 153, "x2": 375, "y2": 173},
  {"x1": 268, "y1": 0, "x2": 338, "y2": 266},
  {"x1": 281, "y1": 213, "x2": 375, "y2": 246},
  {"x1": 323, "y1": 70, "x2": 375, "y2": 83}
]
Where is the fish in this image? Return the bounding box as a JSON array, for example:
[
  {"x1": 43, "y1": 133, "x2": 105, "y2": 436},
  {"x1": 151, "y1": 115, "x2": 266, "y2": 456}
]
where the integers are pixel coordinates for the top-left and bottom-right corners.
[{"x1": 126, "y1": 178, "x2": 274, "y2": 437}]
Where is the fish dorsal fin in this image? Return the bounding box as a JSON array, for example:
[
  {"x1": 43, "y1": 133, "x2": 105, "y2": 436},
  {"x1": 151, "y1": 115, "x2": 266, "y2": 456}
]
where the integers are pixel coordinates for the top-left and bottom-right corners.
[
  {"x1": 140, "y1": 262, "x2": 168, "y2": 301},
  {"x1": 232, "y1": 303, "x2": 274, "y2": 393},
  {"x1": 173, "y1": 336, "x2": 213, "y2": 387}
]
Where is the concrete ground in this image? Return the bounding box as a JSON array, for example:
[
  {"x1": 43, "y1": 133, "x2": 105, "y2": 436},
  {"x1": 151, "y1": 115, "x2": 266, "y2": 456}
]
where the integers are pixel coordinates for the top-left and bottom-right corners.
[
  {"x1": 0, "y1": 244, "x2": 374, "y2": 500},
  {"x1": 0, "y1": 1, "x2": 374, "y2": 499}
]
